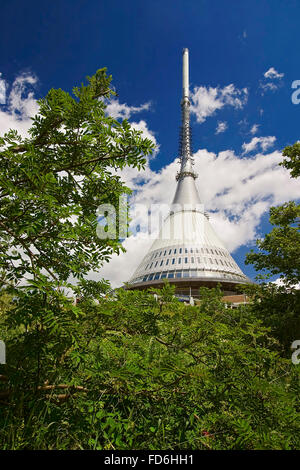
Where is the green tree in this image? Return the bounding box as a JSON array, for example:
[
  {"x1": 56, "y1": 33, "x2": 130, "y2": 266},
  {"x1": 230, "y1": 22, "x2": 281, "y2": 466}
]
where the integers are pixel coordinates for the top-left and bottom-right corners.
[
  {"x1": 281, "y1": 141, "x2": 300, "y2": 178},
  {"x1": 0, "y1": 68, "x2": 154, "y2": 289},
  {"x1": 0, "y1": 68, "x2": 154, "y2": 436},
  {"x1": 246, "y1": 201, "x2": 300, "y2": 286},
  {"x1": 245, "y1": 142, "x2": 300, "y2": 352},
  {"x1": 1, "y1": 285, "x2": 299, "y2": 450}
]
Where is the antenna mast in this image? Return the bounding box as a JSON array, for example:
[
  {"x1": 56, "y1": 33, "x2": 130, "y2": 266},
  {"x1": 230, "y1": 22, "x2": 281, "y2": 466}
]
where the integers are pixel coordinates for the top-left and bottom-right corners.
[{"x1": 177, "y1": 48, "x2": 197, "y2": 181}]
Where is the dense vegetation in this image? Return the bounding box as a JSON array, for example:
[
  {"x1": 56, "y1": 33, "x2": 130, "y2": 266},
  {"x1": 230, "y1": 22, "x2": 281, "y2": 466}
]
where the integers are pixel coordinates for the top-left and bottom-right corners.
[{"x1": 0, "y1": 69, "x2": 299, "y2": 450}]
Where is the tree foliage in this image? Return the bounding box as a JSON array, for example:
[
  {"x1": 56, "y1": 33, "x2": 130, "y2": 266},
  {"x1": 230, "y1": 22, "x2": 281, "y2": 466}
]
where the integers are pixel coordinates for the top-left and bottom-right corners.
[
  {"x1": 0, "y1": 68, "x2": 154, "y2": 288},
  {"x1": 244, "y1": 142, "x2": 300, "y2": 353},
  {"x1": 245, "y1": 201, "x2": 300, "y2": 286},
  {"x1": 0, "y1": 285, "x2": 299, "y2": 450},
  {"x1": 281, "y1": 141, "x2": 300, "y2": 178}
]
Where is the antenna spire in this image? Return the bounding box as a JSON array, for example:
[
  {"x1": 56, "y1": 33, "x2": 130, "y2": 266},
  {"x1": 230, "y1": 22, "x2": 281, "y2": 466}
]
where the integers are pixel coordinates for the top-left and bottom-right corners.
[{"x1": 182, "y1": 48, "x2": 189, "y2": 98}]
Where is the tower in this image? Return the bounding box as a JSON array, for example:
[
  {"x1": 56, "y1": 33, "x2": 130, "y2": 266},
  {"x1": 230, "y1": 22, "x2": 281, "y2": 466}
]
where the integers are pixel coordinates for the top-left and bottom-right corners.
[{"x1": 127, "y1": 49, "x2": 250, "y2": 297}]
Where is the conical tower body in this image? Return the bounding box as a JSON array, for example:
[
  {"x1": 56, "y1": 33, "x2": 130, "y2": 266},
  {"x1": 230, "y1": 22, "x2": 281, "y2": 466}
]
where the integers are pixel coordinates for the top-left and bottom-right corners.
[{"x1": 128, "y1": 49, "x2": 250, "y2": 296}]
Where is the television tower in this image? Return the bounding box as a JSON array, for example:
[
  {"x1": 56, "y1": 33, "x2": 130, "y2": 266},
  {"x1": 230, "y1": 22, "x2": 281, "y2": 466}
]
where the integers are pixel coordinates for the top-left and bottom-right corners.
[{"x1": 127, "y1": 49, "x2": 250, "y2": 296}]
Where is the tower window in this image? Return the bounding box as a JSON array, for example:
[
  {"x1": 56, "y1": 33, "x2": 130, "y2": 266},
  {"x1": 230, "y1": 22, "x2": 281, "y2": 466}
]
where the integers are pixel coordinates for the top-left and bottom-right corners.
[
  {"x1": 197, "y1": 257, "x2": 201, "y2": 263},
  {"x1": 174, "y1": 248, "x2": 177, "y2": 254},
  {"x1": 160, "y1": 260, "x2": 163, "y2": 266},
  {"x1": 166, "y1": 259, "x2": 169, "y2": 265},
  {"x1": 172, "y1": 258, "x2": 175, "y2": 265},
  {"x1": 185, "y1": 257, "x2": 188, "y2": 263},
  {"x1": 155, "y1": 261, "x2": 158, "y2": 267},
  {"x1": 179, "y1": 248, "x2": 182, "y2": 254},
  {"x1": 191, "y1": 257, "x2": 194, "y2": 263},
  {"x1": 185, "y1": 248, "x2": 188, "y2": 253},
  {"x1": 169, "y1": 249, "x2": 172, "y2": 255},
  {"x1": 178, "y1": 258, "x2": 181, "y2": 264}
]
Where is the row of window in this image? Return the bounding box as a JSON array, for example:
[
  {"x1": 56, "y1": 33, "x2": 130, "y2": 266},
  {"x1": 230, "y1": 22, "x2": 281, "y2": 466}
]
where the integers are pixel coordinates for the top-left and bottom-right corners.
[
  {"x1": 149, "y1": 246, "x2": 227, "y2": 261},
  {"x1": 132, "y1": 270, "x2": 245, "y2": 283},
  {"x1": 144, "y1": 257, "x2": 236, "y2": 271}
]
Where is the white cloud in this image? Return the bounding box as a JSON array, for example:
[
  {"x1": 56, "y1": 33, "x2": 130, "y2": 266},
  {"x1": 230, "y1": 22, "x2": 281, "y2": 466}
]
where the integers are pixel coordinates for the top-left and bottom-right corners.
[
  {"x1": 272, "y1": 278, "x2": 300, "y2": 289},
  {"x1": 264, "y1": 67, "x2": 284, "y2": 80},
  {"x1": 131, "y1": 119, "x2": 159, "y2": 157},
  {"x1": 105, "y1": 99, "x2": 151, "y2": 119},
  {"x1": 215, "y1": 121, "x2": 228, "y2": 134},
  {"x1": 250, "y1": 124, "x2": 259, "y2": 135},
  {"x1": 242, "y1": 136, "x2": 276, "y2": 154},
  {"x1": 104, "y1": 100, "x2": 158, "y2": 156},
  {"x1": 0, "y1": 73, "x2": 6, "y2": 104},
  {"x1": 0, "y1": 72, "x2": 39, "y2": 137},
  {"x1": 260, "y1": 82, "x2": 280, "y2": 93},
  {"x1": 260, "y1": 67, "x2": 284, "y2": 94},
  {"x1": 190, "y1": 83, "x2": 248, "y2": 123}
]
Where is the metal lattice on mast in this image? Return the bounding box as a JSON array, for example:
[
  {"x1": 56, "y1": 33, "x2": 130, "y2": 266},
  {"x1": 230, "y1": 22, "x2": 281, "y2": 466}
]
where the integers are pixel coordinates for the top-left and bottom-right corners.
[{"x1": 177, "y1": 48, "x2": 197, "y2": 182}]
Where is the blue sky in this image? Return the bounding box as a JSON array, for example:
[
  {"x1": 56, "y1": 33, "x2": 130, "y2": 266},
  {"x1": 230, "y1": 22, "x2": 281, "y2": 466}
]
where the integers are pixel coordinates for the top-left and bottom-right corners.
[{"x1": 1, "y1": 0, "x2": 300, "y2": 286}]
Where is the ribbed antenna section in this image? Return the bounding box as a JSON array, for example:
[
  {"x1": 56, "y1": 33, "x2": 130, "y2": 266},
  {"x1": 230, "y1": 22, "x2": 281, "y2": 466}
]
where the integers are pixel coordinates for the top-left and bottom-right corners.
[{"x1": 178, "y1": 102, "x2": 193, "y2": 160}]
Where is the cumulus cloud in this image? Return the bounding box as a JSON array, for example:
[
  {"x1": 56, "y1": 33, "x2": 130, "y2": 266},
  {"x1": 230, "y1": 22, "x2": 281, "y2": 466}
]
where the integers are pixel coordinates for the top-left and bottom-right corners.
[
  {"x1": 131, "y1": 119, "x2": 159, "y2": 157},
  {"x1": 261, "y1": 82, "x2": 280, "y2": 93},
  {"x1": 242, "y1": 136, "x2": 276, "y2": 154},
  {"x1": 215, "y1": 121, "x2": 228, "y2": 134},
  {"x1": 260, "y1": 67, "x2": 284, "y2": 94},
  {"x1": 0, "y1": 72, "x2": 39, "y2": 137},
  {"x1": 105, "y1": 99, "x2": 151, "y2": 119},
  {"x1": 272, "y1": 278, "x2": 300, "y2": 289},
  {"x1": 0, "y1": 73, "x2": 6, "y2": 104},
  {"x1": 104, "y1": 100, "x2": 158, "y2": 156},
  {"x1": 190, "y1": 83, "x2": 248, "y2": 123},
  {"x1": 264, "y1": 67, "x2": 284, "y2": 80},
  {"x1": 250, "y1": 124, "x2": 259, "y2": 135}
]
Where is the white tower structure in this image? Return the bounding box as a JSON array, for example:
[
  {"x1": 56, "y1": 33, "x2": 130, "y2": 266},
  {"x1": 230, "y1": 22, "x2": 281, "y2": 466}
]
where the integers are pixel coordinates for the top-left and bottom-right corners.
[{"x1": 127, "y1": 48, "x2": 250, "y2": 296}]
